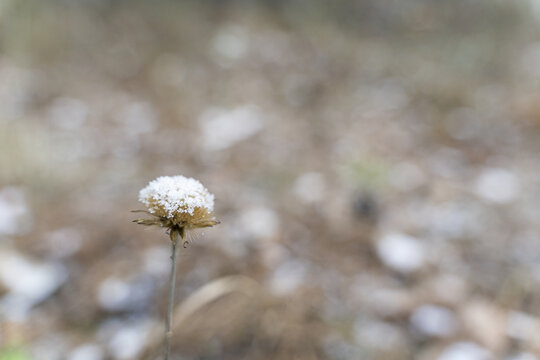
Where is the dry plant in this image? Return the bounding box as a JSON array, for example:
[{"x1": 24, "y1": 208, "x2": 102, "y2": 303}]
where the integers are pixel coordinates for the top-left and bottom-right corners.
[
  {"x1": 133, "y1": 175, "x2": 219, "y2": 360},
  {"x1": 141, "y1": 275, "x2": 327, "y2": 360}
]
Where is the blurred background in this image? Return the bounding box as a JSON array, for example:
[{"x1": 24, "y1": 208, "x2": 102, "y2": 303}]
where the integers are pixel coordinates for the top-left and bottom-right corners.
[{"x1": 1, "y1": 0, "x2": 540, "y2": 359}]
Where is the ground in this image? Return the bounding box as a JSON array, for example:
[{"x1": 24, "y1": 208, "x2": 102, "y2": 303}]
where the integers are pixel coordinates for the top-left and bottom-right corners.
[{"x1": 1, "y1": 1, "x2": 540, "y2": 359}]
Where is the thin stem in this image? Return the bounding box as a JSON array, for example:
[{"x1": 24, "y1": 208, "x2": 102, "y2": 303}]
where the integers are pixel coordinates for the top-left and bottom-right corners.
[{"x1": 164, "y1": 230, "x2": 181, "y2": 360}]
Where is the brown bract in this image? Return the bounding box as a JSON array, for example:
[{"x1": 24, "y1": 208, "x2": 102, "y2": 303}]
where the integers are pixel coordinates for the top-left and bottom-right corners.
[{"x1": 132, "y1": 209, "x2": 219, "y2": 247}]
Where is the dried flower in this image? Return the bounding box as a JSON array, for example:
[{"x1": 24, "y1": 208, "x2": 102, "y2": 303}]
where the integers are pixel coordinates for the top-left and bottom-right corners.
[
  {"x1": 133, "y1": 175, "x2": 220, "y2": 360},
  {"x1": 133, "y1": 175, "x2": 219, "y2": 246}
]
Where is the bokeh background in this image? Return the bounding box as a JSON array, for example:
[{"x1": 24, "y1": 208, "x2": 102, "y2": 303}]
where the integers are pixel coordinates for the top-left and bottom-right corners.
[{"x1": 2, "y1": 0, "x2": 540, "y2": 359}]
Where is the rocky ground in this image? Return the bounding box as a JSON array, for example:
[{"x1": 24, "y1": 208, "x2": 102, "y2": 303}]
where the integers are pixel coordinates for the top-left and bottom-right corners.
[{"x1": 2, "y1": 1, "x2": 540, "y2": 359}]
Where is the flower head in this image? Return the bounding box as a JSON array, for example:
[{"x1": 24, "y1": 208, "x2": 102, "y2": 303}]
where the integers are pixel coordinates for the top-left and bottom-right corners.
[{"x1": 133, "y1": 175, "x2": 219, "y2": 246}]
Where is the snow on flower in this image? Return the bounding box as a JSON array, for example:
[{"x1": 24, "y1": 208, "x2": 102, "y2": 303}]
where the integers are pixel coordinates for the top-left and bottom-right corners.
[{"x1": 138, "y1": 175, "x2": 216, "y2": 229}]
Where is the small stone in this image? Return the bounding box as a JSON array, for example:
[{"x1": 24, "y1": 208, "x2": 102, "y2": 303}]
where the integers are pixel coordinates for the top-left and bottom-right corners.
[
  {"x1": 97, "y1": 276, "x2": 154, "y2": 312},
  {"x1": 0, "y1": 249, "x2": 67, "y2": 319},
  {"x1": 68, "y1": 344, "x2": 105, "y2": 360},
  {"x1": 237, "y1": 206, "x2": 279, "y2": 240},
  {"x1": 474, "y1": 168, "x2": 520, "y2": 204},
  {"x1": 97, "y1": 278, "x2": 131, "y2": 312},
  {"x1": 199, "y1": 105, "x2": 264, "y2": 151},
  {"x1": 506, "y1": 310, "x2": 540, "y2": 342},
  {"x1": 507, "y1": 353, "x2": 538, "y2": 360},
  {"x1": 44, "y1": 227, "x2": 83, "y2": 259},
  {"x1": 0, "y1": 187, "x2": 30, "y2": 236},
  {"x1": 31, "y1": 335, "x2": 68, "y2": 360},
  {"x1": 426, "y1": 202, "x2": 480, "y2": 239},
  {"x1": 410, "y1": 304, "x2": 458, "y2": 338},
  {"x1": 376, "y1": 233, "x2": 426, "y2": 273},
  {"x1": 354, "y1": 319, "x2": 406, "y2": 351},
  {"x1": 212, "y1": 25, "x2": 249, "y2": 61},
  {"x1": 293, "y1": 172, "x2": 326, "y2": 203},
  {"x1": 106, "y1": 320, "x2": 154, "y2": 360},
  {"x1": 268, "y1": 259, "x2": 308, "y2": 296},
  {"x1": 438, "y1": 342, "x2": 492, "y2": 360}
]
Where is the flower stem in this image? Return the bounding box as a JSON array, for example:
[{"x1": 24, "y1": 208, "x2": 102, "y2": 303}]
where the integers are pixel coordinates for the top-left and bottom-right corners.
[{"x1": 164, "y1": 230, "x2": 181, "y2": 360}]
